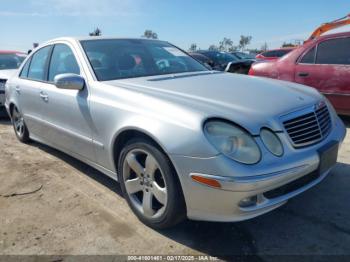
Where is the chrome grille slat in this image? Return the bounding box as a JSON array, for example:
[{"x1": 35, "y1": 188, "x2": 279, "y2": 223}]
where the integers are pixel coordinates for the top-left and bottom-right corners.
[
  {"x1": 316, "y1": 106, "x2": 328, "y2": 113},
  {"x1": 319, "y1": 116, "x2": 330, "y2": 128},
  {"x1": 294, "y1": 133, "x2": 322, "y2": 143},
  {"x1": 316, "y1": 108, "x2": 328, "y2": 116},
  {"x1": 317, "y1": 111, "x2": 329, "y2": 122},
  {"x1": 289, "y1": 128, "x2": 320, "y2": 139},
  {"x1": 285, "y1": 119, "x2": 318, "y2": 132},
  {"x1": 283, "y1": 103, "x2": 331, "y2": 147},
  {"x1": 284, "y1": 113, "x2": 315, "y2": 127},
  {"x1": 287, "y1": 123, "x2": 319, "y2": 136}
]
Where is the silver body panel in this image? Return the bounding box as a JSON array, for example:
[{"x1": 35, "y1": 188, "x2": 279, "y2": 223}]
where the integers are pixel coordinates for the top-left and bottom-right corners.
[{"x1": 5, "y1": 37, "x2": 347, "y2": 222}]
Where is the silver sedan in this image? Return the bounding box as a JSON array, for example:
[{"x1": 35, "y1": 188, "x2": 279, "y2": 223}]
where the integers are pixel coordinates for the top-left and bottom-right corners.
[{"x1": 5, "y1": 37, "x2": 346, "y2": 228}]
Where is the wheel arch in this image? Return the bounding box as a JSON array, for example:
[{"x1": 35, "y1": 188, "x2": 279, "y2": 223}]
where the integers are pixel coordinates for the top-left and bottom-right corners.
[
  {"x1": 112, "y1": 127, "x2": 171, "y2": 173},
  {"x1": 112, "y1": 127, "x2": 187, "y2": 207},
  {"x1": 8, "y1": 102, "x2": 16, "y2": 117}
]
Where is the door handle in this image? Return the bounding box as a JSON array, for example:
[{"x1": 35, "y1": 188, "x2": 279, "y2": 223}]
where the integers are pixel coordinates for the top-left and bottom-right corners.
[
  {"x1": 15, "y1": 86, "x2": 21, "y2": 93},
  {"x1": 40, "y1": 92, "x2": 49, "y2": 102},
  {"x1": 298, "y1": 72, "x2": 309, "y2": 77}
]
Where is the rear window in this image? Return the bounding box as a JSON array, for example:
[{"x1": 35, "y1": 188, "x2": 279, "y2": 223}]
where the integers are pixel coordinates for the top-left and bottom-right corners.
[
  {"x1": 261, "y1": 51, "x2": 276, "y2": 57},
  {"x1": 316, "y1": 38, "x2": 350, "y2": 65},
  {"x1": 262, "y1": 49, "x2": 292, "y2": 58}
]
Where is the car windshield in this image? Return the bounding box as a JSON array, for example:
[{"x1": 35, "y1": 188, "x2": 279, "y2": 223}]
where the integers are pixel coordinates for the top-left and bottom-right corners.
[
  {"x1": 81, "y1": 39, "x2": 209, "y2": 81},
  {"x1": 202, "y1": 52, "x2": 239, "y2": 64},
  {"x1": 0, "y1": 53, "x2": 26, "y2": 70}
]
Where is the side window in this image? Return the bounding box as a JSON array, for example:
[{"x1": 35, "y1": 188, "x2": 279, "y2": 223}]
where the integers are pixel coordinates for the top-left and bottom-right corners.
[
  {"x1": 300, "y1": 46, "x2": 316, "y2": 64},
  {"x1": 48, "y1": 44, "x2": 80, "y2": 82},
  {"x1": 19, "y1": 58, "x2": 31, "y2": 78},
  {"x1": 316, "y1": 38, "x2": 350, "y2": 65},
  {"x1": 27, "y1": 46, "x2": 51, "y2": 81}
]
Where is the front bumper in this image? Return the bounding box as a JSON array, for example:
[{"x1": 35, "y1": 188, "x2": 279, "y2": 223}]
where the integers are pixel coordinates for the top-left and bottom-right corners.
[{"x1": 170, "y1": 116, "x2": 346, "y2": 222}]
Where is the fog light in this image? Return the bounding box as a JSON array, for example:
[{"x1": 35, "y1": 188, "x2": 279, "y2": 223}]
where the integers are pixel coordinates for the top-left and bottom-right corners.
[{"x1": 239, "y1": 195, "x2": 257, "y2": 208}]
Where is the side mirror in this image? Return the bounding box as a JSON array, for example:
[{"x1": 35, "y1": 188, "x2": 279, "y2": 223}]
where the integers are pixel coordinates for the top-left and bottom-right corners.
[{"x1": 54, "y1": 73, "x2": 85, "y2": 90}]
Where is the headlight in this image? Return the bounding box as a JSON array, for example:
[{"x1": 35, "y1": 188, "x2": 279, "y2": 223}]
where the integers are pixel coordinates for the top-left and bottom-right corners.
[
  {"x1": 260, "y1": 128, "x2": 283, "y2": 156},
  {"x1": 204, "y1": 120, "x2": 261, "y2": 164}
]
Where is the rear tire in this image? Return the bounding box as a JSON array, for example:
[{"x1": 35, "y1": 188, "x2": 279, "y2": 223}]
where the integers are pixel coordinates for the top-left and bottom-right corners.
[
  {"x1": 118, "y1": 137, "x2": 186, "y2": 229},
  {"x1": 11, "y1": 106, "x2": 30, "y2": 143}
]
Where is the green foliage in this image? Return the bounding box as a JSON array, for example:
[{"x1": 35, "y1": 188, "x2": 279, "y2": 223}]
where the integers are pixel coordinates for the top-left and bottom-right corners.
[
  {"x1": 89, "y1": 27, "x2": 102, "y2": 36},
  {"x1": 142, "y1": 30, "x2": 158, "y2": 39}
]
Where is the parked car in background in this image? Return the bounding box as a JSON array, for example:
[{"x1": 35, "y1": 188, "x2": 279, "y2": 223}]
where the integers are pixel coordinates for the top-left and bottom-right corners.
[
  {"x1": 255, "y1": 48, "x2": 295, "y2": 61},
  {"x1": 188, "y1": 52, "x2": 214, "y2": 69},
  {"x1": 6, "y1": 37, "x2": 346, "y2": 229},
  {"x1": 191, "y1": 50, "x2": 255, "y2": 74},
  {"x1": 0, "y1": 51, "x2": 26, "y2": 108},
  {"x1": 249, "y1": 31, "x2": 350, "y2": 116},
  {"x1": 231, "y1": 51, "x2": 256, "y2": 60}
]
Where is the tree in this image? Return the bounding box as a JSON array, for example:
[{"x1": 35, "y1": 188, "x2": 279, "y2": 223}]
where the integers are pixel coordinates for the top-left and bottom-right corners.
[
  {"x1": 261, "y1": 42, "x2": 268, "y2": 52},
  {"x1": 189, "y1": 43, "x2": 198, "y2": 52},
  {"x1": 282, "y1": 42, "x2": 297, "y2": 48},
  {"x1": 219, "y1": 37, "x2": 233, "y2": 52},
  {"x1": 228, "y1": 45, "x2": 239, "y2": 52},
  {"x1": 142, "y1": 30, "x2": 158, "y2": 39},
  {"x1": 239, "y1": 35, "x2": 252, "y2": 51},
  {"x1": 89, "y1": 27, "x2": 102, "y2": 36},
  {"x1": 208, "y1": 45, "x2": 219, "y2": 51}
]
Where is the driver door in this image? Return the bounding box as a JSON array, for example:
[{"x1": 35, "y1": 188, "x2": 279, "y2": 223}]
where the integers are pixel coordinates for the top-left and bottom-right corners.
[{"x1": 39, "y1": 43, "x2": 96, "y2": 161}]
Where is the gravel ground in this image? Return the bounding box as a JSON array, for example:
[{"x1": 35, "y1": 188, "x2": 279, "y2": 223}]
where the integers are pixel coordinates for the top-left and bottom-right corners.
[{"x1": 0, "y1": 113, "x2": 349, "y2": 259}]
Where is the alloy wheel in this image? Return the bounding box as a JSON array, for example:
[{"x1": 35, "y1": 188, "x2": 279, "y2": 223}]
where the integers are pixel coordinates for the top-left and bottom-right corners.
[
  {"x1": 122, "y1": 149, "x2": 168, "y2": 219},
  {"x1": 13, "y1": 108, "x2": 25, "y2": 138}
]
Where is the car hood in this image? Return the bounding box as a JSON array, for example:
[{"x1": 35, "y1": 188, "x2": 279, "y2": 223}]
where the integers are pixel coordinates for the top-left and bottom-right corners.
[
  {"x1": 105, "y1": 72, "x2": 323, "y2": 134},
  {"x1": 0, "y1": 69, "x2": 17, "y2": 80}
]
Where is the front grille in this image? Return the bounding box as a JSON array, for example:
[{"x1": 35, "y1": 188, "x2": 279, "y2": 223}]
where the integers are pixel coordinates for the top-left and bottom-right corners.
[
  {"x1": 264, "y1": 171, "x2": 320, "y2": 199},
  {"x1": 283, "y1": 103, "x2": 331, "y2": 147}
]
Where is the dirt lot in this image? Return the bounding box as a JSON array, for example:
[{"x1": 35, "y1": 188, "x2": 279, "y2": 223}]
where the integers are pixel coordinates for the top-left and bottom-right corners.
[{"x1": 0, "y1": 112, "x2": 349, "y2": 259}]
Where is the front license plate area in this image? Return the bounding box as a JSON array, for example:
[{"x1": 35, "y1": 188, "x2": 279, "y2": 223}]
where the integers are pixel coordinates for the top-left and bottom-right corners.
[{"x1": 318, "y1": 141, "x2": 339, "y2": 174}]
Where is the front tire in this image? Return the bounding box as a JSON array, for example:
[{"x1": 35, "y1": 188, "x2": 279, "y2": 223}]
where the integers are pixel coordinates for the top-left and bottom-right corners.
[
  {"x1": 118, "y1": 138, "x2": 186, "y2": 229},
  {"x1": 11, "y1": 106, "x2": 30, "y2": 143}
]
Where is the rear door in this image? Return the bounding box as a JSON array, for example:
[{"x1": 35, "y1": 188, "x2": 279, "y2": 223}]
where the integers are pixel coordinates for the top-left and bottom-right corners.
[
  {"x1": 16, "y1": 45, "x2": 53, "y2": 138},
  {"x1": 295, "y1": 37, "x2": 350, "y2": 114}
]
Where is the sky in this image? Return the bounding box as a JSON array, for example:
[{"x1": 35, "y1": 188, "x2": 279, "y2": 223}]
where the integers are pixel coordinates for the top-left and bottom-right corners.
[{"x1": 1, "y1": 0, "x2": 350, "y2": 52}]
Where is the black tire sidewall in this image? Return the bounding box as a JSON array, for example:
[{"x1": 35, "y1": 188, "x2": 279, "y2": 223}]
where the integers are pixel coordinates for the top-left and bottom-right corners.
[
  {"x1": 11, "y1": 107, "x2": 30, "y2": 143},
  {"x1": 118, "y1": 138, "x2": 185, "y2": 229}
]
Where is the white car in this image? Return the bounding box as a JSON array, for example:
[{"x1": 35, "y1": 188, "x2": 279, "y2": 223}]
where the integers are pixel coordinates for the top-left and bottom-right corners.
[{"x1": 0, "y1": 51, "x2": 26, "y2": 108}]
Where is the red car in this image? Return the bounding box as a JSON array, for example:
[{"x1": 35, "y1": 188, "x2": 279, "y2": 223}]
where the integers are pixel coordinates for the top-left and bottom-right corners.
[
  {"x1": 255, "y1": 48, "x2": 295, "y2": 61},
  {"x1": 249, "y1": 31, "x2": 350, "y2": 116}
]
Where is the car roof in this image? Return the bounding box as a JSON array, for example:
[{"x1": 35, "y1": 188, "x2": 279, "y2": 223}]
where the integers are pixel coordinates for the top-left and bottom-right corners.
[
  {"x1": 316, "y1": 31, "x2": 350, "y2": 40},
  {"x1": 45, "y1": 36, "x2": 166, "y2": 44}
]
